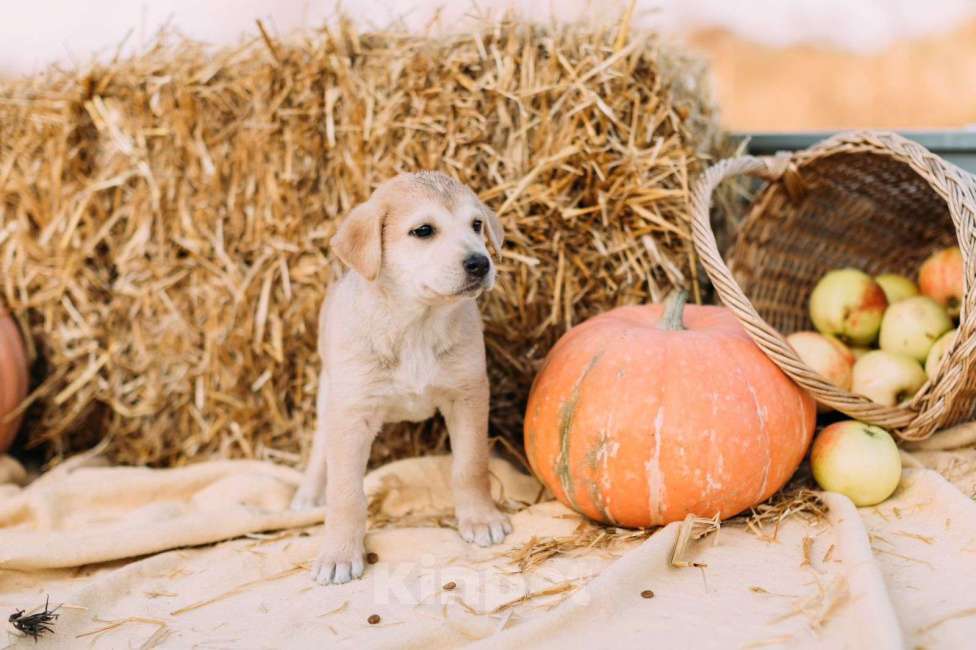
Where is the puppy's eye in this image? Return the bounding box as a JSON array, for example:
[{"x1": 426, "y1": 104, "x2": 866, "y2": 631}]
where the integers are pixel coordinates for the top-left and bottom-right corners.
[
  {"x1": 472, "y1": 219, "x2": 483, "y2": 234},
  {"x1": 409, "y1": 224, "x2": 435, "y2": 238}
]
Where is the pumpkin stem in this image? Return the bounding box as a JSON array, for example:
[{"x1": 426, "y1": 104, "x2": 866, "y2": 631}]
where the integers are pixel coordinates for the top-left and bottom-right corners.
[{"x1": 657, "y1": 290, "x2": 688, "y2": 331}]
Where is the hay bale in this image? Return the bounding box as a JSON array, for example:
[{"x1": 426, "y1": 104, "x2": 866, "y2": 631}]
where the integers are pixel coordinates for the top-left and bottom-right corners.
[{"x1": 0, "y1": 16, "x2": 727, "y2": 467}]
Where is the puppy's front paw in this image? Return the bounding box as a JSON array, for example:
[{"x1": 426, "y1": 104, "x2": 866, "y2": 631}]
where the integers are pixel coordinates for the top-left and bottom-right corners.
[
  {"x1": 290, "y1": 485, "x2": 325, "y2": 511},
  {"x1": 457, "y1": 507, "x2": 512, "y2": 547},
  {"x1": 311, "y1": 537, "x2": 366, "y2": 585}
]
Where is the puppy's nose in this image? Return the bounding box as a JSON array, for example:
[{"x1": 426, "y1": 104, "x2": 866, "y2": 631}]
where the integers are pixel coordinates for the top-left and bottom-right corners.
[{"x1": 463, "y1": 253, "x2": 490, "y2": 278}]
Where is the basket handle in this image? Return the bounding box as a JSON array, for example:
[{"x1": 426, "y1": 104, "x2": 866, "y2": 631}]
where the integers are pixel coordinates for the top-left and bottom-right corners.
[{"x1": 689, "y1": 154, "x2": 917, "y2": 429}]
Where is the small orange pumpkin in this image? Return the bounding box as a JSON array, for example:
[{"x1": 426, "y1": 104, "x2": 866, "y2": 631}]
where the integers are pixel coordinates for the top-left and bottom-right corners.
[
  {"x1": 0, "y1": 307, "x2": 28, "y2": 454},
  {"x1": 524, "y1": 293, "x2": 816, "y2": 528}
]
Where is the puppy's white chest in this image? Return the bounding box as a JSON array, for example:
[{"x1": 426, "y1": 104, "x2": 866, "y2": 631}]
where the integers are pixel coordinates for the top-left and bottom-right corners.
[{"x1": 381, "y1": 336, "x2": 443, "y2": 422}]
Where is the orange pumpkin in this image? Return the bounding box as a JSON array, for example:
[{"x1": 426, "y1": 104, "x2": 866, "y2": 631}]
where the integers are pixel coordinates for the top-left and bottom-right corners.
[
  {"x1": 524, "y1": 293, "x2": 816, "y2": 528},
  {"x1": 0, "y1": 307, "x2": 28, "y2": 454}
]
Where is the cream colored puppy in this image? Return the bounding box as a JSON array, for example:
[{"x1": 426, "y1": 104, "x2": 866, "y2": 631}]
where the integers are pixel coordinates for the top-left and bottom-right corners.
[{"x1": 292, "y1": 171, "x2": 511, "y2": 585}]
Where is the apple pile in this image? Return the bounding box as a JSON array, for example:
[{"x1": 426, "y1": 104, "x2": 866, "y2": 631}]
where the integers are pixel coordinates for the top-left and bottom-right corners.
[
  {"x1": 790, "y1": 246, "x2": 964, "y2": 506},
  {"x1": 788, "y1": 246, "x2": 963, "y2": 408}
]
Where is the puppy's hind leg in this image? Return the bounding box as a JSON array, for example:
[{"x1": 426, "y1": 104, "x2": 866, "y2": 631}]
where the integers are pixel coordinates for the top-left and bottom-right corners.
[
  {"x1": 291, "y1": 431, "x2": 328, "y2": 511},
  {"x1": 442, "y1": 382, "x2": 512, "y2": 548},
  {"x1": 291, "y1": 373, "x2": 330, "y2": 511}
]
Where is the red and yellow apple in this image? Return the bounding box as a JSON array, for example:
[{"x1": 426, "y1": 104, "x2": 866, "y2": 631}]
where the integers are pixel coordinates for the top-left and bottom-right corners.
[
  {"x1": 809, "y1": 269, "x2": 888, "y2": 346},
  {"x1": 851, "y1": 350, "x2": 927, "y2": 406},
  {"x1": 919, "y1": 246, "x2": 963, "y2": 318},
  {"x1": 925, "y1": 328, "x2": 957, "y2": 379},
  {"x1": 811, "y1": 420, "x2": 902, "y2": 506},
  {"x1": 875, "y1": 273, "x2": 918, "y2": 304},
  {"x1": 786, "y1": 331, "x2": 854, "y2": 405},
  {"x1": 878, "y1": 295, "x2": 952, "y2": 362}
]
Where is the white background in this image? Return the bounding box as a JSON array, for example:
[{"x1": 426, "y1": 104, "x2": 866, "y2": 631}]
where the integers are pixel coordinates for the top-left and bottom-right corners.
[{"x1": 2, "y1": 0, "x2": 975, "y2": 76}]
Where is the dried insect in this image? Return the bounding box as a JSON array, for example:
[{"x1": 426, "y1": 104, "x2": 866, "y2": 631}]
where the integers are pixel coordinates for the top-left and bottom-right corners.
[{"x1": 9, "y1": 596, "x2": 61, "y2": 641}]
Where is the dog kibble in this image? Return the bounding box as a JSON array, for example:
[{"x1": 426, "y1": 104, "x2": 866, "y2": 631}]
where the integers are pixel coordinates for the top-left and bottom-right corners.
[
  {"x1": 443, "y1": 581, "x2": 456, "y2": 591},
  {"x1": 368, "y1": 614, "x2": 381, "y2": 625},
  {"x1": 641, "y1": 590, "x2": 655, "y2": 599},
  {"x1": 366, "y1": 552, "x2": 379, "y2": 564}
]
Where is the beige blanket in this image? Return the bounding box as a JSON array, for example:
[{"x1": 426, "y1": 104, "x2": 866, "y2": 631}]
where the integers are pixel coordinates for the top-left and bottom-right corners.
[{"x1": 2, "y1": 451, "x2": 975, "y2": 648}]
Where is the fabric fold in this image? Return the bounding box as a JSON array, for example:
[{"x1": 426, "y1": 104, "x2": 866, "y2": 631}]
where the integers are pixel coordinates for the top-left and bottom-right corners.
[{"x1": 1, "y1": 452, "x2": 974, "y2": 648}]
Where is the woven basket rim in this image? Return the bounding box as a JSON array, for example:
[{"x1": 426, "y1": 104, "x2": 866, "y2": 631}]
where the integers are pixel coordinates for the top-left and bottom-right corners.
[{"x1": 690, "y1": 130, "x2": 976, "y2": 441}]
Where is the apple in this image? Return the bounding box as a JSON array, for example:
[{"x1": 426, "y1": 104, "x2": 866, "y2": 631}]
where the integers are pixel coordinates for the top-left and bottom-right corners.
[
  {"x1": 919, "y1": 246, "x2": 963, "y2": 318},
  {"x1": 925, "y1": 328, "x2": 957, "y2": 379},
  {"x1": 878, "y1": 295, "x2": 952, "y2": 362},
  {"x1": 875, "y1": 273, "x2": 918, "y2": 304},
  {"x1": 809, "y1": 269, "x2": 888, "y2": 346},
  {"x1": 811, "y1": 420, "x2": 902, "y2": 506},
  {"x1": 786, "y1": 331, "x2": 854, "y2": 393},
  {"x1": 851, "y1": 350, "x2": 927, "y2": 406},
  {"x1": 850, "y1": 346, "x2": 871, "y2": 360}
]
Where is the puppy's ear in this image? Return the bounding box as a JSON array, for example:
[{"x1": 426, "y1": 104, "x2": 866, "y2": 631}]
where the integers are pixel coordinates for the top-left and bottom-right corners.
[
  {"x1": 481, "y1": 205, "x2": 504, "y2": 251},
  {"x1": 332, "y1": 200, "x2": 385, "y2": 281}
]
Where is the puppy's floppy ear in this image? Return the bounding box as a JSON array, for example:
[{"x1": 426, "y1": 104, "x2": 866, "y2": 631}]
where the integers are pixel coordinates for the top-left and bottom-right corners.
[
  {"x1": 481, "y1": 204, "x2": 504, "y2": 251},
  {"x1": 331, "y1": 200, "x2": 385, "y2": 281}
]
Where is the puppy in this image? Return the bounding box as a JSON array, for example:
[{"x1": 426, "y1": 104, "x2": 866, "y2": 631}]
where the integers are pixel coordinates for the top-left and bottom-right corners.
[{"x1": 292, "y1": 171, "x2": 512, "y2": 585}]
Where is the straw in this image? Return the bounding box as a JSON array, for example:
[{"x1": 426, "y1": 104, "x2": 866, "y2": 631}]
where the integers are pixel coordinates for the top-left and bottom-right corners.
[{"x1": 0, "y1": 13, "x2": 727, "y2": 466}]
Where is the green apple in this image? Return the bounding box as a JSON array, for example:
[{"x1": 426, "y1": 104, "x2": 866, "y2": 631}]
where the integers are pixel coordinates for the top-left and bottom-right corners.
[
  {"x1": 786, "y1": 331, "x2": 854, "y2": 393},
  {"x1": 879, "y1": 295, "x2": 952, "y2": 362},
  {"x1": 851, "y1": 350, "x2": 927, "y2": 406},
  {"x1": 809, "y1": 269, "x2": 888, "y2": 345},
  {"x1": 925, "y1": 328, "x2": 957, "y2": 379},
  {"x1": 875, "y1": 273, "x2": 918, "y2": 304},
  {"x1": 811, "y1": 420, "x2": 902, "y2": 506}
]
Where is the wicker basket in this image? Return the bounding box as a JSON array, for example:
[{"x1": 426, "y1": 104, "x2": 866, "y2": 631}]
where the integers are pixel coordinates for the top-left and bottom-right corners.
[{"x1": 690, "y1": 131, "x2": 976, "y2": 441}]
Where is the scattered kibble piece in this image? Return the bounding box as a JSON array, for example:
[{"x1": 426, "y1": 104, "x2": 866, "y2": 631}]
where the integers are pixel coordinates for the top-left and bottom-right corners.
[
  {"x1": 366, "y1": 552, "x2": 379, "y2": 564},
  {"x1": 640, "y1": 590, "x2": 654, "y2": 599},
  {"x1": 368, "y1": 614, "x2": 381, "y2": 625},
  {"x1": 443, "y1": 581, "x2": 456, "y2": 591}
]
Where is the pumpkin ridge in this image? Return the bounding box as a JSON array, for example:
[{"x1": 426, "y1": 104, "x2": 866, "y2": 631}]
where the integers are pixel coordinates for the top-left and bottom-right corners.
[
  {"x1": 586, "y1": 427, "x2": 616, "y2": 525},
  {"x1": 645, "y1": 401, "x2": 667, "y2": 525},
  {"x1": 744, "y1": 374, "x2": 772, "y2": 504},
  {"x1": 554, "y1": 352, "x2": 602, "y2": 512}
]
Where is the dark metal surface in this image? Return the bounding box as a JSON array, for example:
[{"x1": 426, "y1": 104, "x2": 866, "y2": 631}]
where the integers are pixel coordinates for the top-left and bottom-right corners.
[{"x1": 740, "y1": 131, "x2": 976, "y2": 174}]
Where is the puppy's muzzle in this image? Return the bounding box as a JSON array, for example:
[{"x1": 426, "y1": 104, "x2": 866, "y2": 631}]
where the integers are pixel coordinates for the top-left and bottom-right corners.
[{"x1": 463, "y1": 254, "x2": 491, "y2": 280}]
